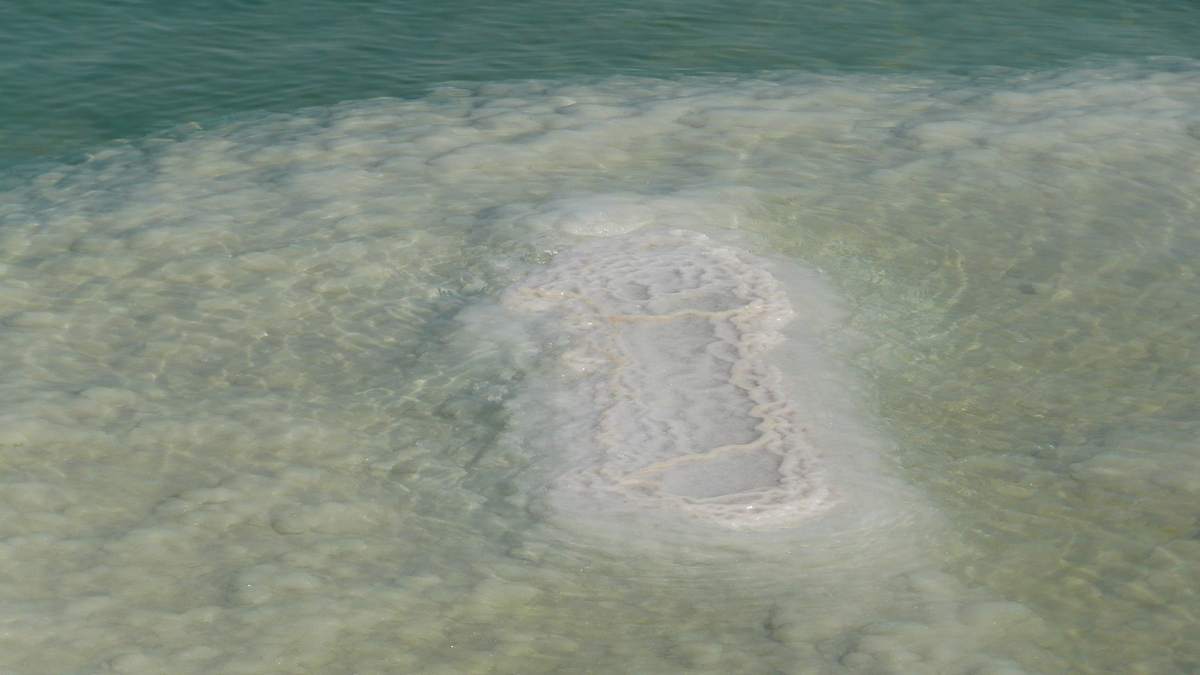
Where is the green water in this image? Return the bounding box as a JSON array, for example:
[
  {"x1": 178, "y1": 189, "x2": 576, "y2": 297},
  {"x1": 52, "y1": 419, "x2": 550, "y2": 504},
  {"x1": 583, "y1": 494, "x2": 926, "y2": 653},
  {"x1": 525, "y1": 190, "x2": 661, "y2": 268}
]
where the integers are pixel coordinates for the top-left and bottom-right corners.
[
  {"x1": 3, "y1": 0, "x2": 1200, "y2": 172},
  {"x1": 3, "y1": 3, "x2": 1200, "y2": 675}
]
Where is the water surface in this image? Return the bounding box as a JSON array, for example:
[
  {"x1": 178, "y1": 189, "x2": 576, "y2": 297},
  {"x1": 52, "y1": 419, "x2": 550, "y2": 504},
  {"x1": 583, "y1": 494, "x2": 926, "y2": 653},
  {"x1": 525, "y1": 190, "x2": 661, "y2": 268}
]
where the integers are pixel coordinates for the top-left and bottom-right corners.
[{"x1": 2, "y1": 3, "x2": 1200, "y2": 674}]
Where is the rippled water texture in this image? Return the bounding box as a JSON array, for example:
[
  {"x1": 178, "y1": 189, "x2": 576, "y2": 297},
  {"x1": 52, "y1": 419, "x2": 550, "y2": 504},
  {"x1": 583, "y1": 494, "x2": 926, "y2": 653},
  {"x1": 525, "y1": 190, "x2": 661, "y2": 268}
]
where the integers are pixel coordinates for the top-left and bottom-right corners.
[
  {"x1": 3, "y1": 0, "x2": 1200, "y2": 172},
  {"x1": 5, "y1": 1, "x2": 1200, "y2": 673},
  {"x1": 1, "y1": 64, "x2": 1199, "y2": 673}
]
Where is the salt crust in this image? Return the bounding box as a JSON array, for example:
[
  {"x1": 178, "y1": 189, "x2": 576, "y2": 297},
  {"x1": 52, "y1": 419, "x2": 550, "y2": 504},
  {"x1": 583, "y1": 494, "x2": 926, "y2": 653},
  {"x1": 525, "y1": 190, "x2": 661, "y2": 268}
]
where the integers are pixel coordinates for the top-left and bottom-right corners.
[{"x1": 503, "y1": 230, "x2": 829, "y2": 529}]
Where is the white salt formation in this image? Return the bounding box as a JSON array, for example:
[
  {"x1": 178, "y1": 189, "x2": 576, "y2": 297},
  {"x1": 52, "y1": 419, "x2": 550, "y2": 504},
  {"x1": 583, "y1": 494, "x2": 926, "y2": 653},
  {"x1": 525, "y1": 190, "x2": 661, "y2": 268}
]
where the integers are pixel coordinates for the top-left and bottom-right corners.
[{"x1": 503, "y1": 230, "x2": 830, "y2": 529}]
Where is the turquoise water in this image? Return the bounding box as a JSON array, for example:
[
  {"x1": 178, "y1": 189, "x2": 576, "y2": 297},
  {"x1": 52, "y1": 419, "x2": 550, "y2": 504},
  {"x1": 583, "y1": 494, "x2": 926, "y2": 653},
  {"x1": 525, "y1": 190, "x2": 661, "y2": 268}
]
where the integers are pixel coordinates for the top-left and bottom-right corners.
[
  {"x1": 3, "y1": 3, "x2": 1200, "y2": 675},
  {"x1": 3, "y1": 0, "x2": 1200, "y2": 172}
]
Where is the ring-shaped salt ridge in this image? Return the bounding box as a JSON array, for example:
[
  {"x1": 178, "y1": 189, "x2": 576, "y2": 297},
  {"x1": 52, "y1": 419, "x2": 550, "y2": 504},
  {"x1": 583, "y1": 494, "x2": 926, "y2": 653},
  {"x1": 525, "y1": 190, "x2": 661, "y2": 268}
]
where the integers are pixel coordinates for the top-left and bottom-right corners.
[{"x1": 503, "y1": 229, "x2": 831, "y2": 530}]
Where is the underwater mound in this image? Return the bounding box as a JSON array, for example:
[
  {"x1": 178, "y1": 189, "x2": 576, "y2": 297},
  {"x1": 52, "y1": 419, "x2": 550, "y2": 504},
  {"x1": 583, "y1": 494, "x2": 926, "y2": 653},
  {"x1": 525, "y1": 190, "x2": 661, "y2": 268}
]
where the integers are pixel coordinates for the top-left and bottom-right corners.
[{"x1": 502, "y1": 230, "x2": 831, "y2": 529}]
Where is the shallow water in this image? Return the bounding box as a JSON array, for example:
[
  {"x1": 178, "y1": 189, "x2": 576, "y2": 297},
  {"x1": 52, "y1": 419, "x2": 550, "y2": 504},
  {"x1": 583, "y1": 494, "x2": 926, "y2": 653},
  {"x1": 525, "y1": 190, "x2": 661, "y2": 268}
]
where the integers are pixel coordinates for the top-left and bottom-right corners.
[
  {"x1": 1, "y1": 62, "x2": 1199, "y2": 673},
  {"x1": 7, "y1": 0, "x2": 1200, "y2": 672}
]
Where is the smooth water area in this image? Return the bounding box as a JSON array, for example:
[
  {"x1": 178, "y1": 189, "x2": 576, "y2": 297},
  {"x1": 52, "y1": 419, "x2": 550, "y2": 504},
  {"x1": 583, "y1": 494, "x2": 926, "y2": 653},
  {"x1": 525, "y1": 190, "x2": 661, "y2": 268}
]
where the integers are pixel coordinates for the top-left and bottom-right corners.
[{"x1": 3, "y1": 3, "x2": 1200, "y2": 675}]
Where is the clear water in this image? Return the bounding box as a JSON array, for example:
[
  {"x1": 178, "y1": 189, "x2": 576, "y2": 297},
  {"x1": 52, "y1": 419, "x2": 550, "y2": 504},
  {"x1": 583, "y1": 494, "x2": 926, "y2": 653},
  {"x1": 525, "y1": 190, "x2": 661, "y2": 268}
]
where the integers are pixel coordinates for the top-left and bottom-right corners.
[
  {"x1": 2, "y1": 3, "x2": 1200, "y2": 675},
  {"x1": 4, "y1": 0, "x2": 1200, "y2": 173}
]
